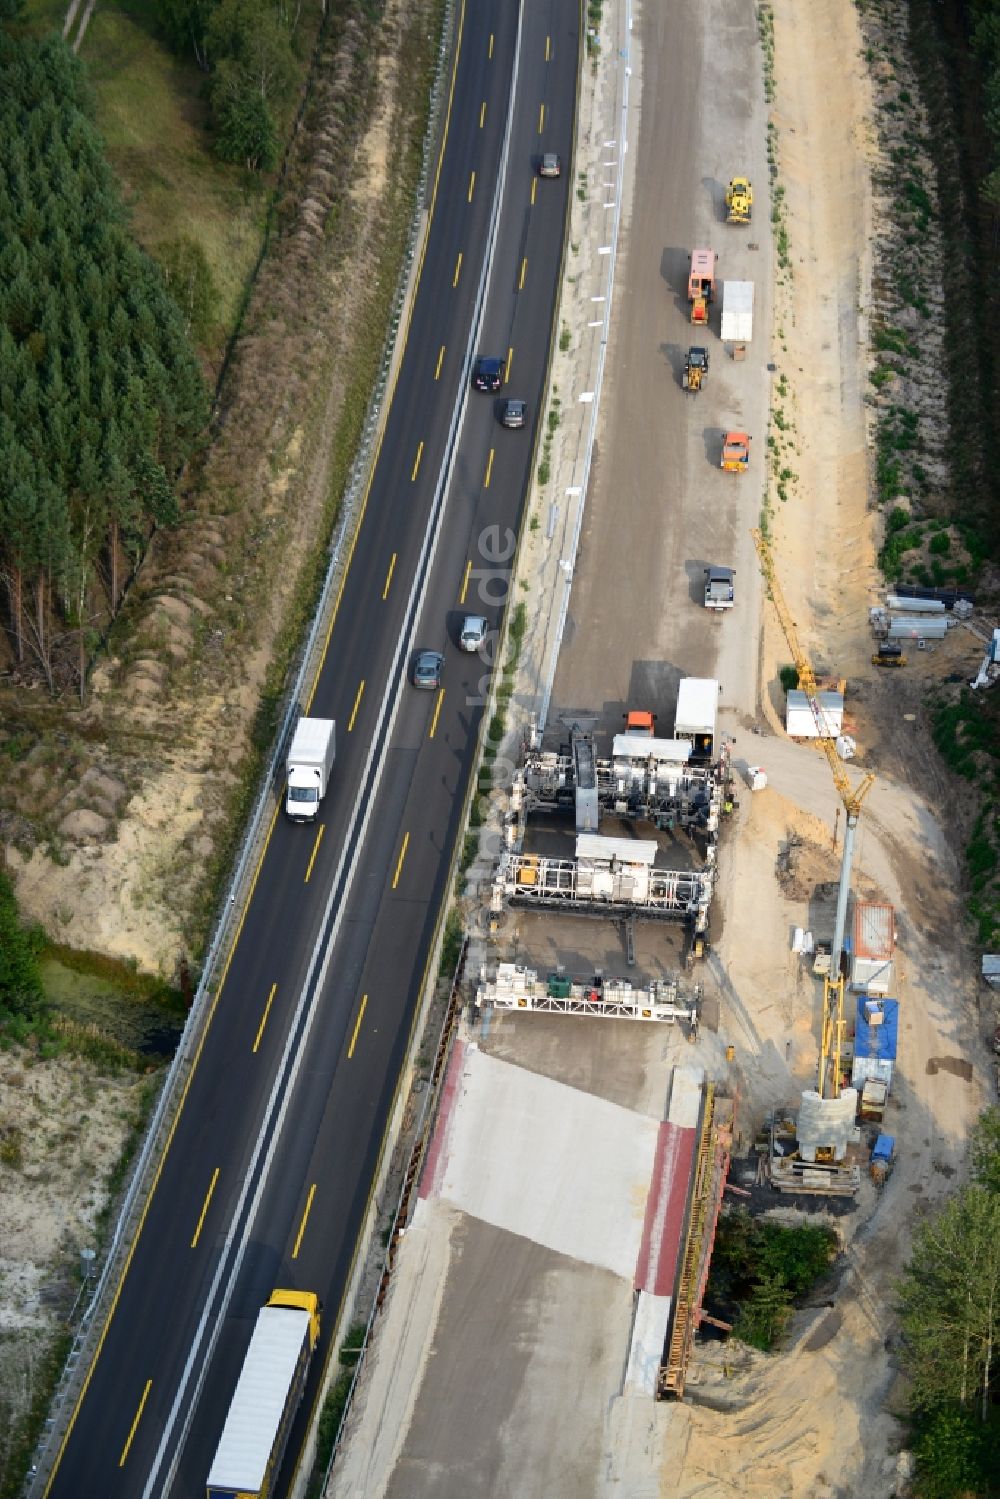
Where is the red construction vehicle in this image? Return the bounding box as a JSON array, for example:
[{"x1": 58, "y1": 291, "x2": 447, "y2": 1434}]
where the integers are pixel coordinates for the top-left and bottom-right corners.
[{"x1": 687, "y1": 248, "x2": 717, "y2": 325}]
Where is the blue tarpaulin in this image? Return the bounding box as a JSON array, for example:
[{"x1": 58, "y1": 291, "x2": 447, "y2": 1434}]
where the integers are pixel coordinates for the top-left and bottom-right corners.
[{"x1": 855, "y1": 997, "x2": 899, "y2": 1060}]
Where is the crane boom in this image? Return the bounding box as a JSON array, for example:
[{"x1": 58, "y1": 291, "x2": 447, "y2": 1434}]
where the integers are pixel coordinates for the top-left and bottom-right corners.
[{"x1": 751, "y1": 527, "x2": 876, "y2": 1098}]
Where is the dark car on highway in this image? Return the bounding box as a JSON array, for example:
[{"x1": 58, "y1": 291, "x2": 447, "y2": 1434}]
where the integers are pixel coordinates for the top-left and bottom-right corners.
[{"x1": 473, "y1": 356, "x2": 505, "y2": 392}]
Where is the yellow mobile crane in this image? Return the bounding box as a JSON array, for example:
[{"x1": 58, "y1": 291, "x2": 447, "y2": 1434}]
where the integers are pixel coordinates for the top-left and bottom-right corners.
[{"x1": 751, "y1": 529, "x2": 875, "y2": 1098}]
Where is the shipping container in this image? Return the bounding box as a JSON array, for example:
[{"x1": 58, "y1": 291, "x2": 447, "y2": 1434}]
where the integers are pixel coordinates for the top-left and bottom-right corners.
[
  {"x1": 720, "y1": 280, "x2": 754, "y2": 342},
  {"x1": 853, "y1": 902, "x2": 896, "y2": 961},
  {"x1": 886, "y1": 615, "x2": 949, "y2": 641}
]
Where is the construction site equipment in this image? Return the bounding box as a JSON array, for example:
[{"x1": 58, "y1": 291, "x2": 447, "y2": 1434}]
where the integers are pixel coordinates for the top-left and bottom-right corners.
[
  {"x1": 687, "y1": 248, "x2": 717, "y2": 325},
  {"x1": 725, "y1": 175, "x2": 753, "y2": 223},
  {"x1": 851, "y1": 902, "x2": 896, "y2": 993},
  {"x1": 674, "y1": 677, "x2": 719, "y2": 757},
  {"x1": 476, "y1": 962, "x2": 702, "y2": 1029},
  {"x1": 786, "y1": 688, "x2": 843, "y2": 739},
  {"x1": 972, "y1": 627, "x2": 1000, "y2": 690},
  {"x1": 682, "y1": 345, "x2": 710, "y2": 391},
  {"x1": 752, "y1": 528, "x2": 875, "y2": 1102},
  {"x1": 873, "y1": 644, "x2": 906, "y2": 668},
  {"x1": 870, "y1": 1134, "x2": 895, "y2": 1185},
  {"x1": 658, "y1": 1088, "x2": 738, "y2": 1399},
  {"x1": 720, "y1": 281, "x2": 754, "y2": 342},
  {"x1": 886, "y1": 593, "x2": 945, "y2": 614},
  {"x1": 490, "y1": 841, "x2": 715, "y2": 931},
  {"x1": 720, "y1": 431, "x2": 751, "y2": 473},
  {"x1": 703, "y1": 566, "x2": 735, "y2": 611}
]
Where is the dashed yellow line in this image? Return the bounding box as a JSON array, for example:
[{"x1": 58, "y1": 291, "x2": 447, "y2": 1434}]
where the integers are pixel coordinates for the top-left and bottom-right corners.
[
  {"x1": 459, "y1": 558, "x2": 472, "y2": 605},
  {"x1": 479, "y1": 100, "x2": 486, "y2": 128},
  {"x1": 531, "y1": 177, "x2": 537, "y2": 205},
  {"x1": 545, "y1": 34, "x2": 551, "y2": 61},
  {"x1": 435, "y1": 344, "x2": 445, "y2": 380},
  {"x1": 119, "y1": 1381, "x2": 152, "y2": 1467},
  {"x1": 291, "y1": 1183, "x2": 317, "y2": 1260},
  {"x1": 538, "y1": 102, "x2": 545, "y2": 134},
  {"x1": 453, "y1": 251, "x2": 463, "y2": 287},
  {"x1": 348, "y1": 992, "x2": 368, "y2": 1059},
  {"x1": 304, "y1": 824, "x2": 325, "y2": 884},
  {"x1": 190, "y1": 1168, "x2": 220, "y2": 1249},
  {"x1": 392, "y1": 831, "x2": 410, "y2": 890},
  {"x1": 506, "y1": 346, "x2": 514, "y2": 383},
  {"x1": 411, "y1": 441, "x2": 424, "y2": 482},
  {"x1": 488, "y1": 31, "x2": 494, "y2": 58},
  {"x1": 518, "y1": 257, "x2": 527, "y2": 291},
  {"x1": 382, "y1": 552, "x2": 396, "y2": 599},
  {"x1": 348, "y1": 679, "x2": 365, "y2": 732},
  {"x1": 484, "y1": 447, "x2": 495, "y2": 488},
  {"x1": 468, "y1": 169, "x2": 476, "y2": 202},
  {"x1": 429, "y1": 689, "x2": 445, "y2": 740},
  {"x1": 252, "y1": 983, "x2": 277, "y2": 1054}
]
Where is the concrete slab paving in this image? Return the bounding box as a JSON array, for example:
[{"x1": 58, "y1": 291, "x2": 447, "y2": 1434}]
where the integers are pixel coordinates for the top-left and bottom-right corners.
[{"x1": 424, "y1": 1044, "x2": 660, "y2": 1279}]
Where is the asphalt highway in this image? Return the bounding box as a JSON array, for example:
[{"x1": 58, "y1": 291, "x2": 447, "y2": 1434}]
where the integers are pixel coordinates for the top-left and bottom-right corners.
[{"x1": 43, "y1": 3, "x2": 579, "y2": 1495}]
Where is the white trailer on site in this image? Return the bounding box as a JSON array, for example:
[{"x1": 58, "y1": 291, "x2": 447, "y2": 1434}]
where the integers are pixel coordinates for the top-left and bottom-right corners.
[{"x1": 720, "y1": 280, "x2": 754, "y2": 342}]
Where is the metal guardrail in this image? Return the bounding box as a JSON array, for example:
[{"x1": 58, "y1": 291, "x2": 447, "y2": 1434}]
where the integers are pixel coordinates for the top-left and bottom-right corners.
[{"x1": 27, "y1": 5, "x2": 456, "y2": 1491}]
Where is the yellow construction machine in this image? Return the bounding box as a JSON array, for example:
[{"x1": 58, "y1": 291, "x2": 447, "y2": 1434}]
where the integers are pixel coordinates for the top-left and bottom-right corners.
[
  {"x1": 725, "y1": 176, "x2": 753, "y2": 224},
  {"x1": 720, "y1": 431, "x2": 751, "y2": 473},
  {"x1": 682, "y1": 346, "x2": 709, "y2": 393}
]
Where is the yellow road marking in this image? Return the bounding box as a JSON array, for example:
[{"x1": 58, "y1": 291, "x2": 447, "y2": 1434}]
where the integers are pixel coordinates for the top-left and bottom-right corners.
[
  {"x1": 252, "y1": 983, "x2": 277, "y2": 1054},
  {"x1": 538, "y1": 102, "x2": 545, "y2": 133},
  {"x1": 468, "y1": 169, "x2": 476, "y2": 202},
  {"x1": 479, "y1": 100, "x2": 486, "y2": 128},
  {"x1": 429, "y1": 688, "x2": 445, "y2": 740},
  {"x1": 304, "y1": 824, "x2": 325, "y2": 883},
  {"x1": 484, "y1": 447, "x2": 495, "y2": 488},
  {"x1": 119, "y1": 1381, "x2": 152, "y2": 1467},
  {"x1": 392, "y1": 831, "x2": 410, "y2": 890},
  {"x1": 531, "y1": 177, "x2": 537, "y2": 205},
  {"x1": 459, "y1": 558, "x2": 472, "y2": 604},
  {"x1": 546, "y1": 34, "x2": 551, "y2": 61},
  {"x1": 488, "y1": 31, "x2": 494, "y2": 58},
  {"x1": 453, "y1": 251, "x2": 463, "y2": 287},
  {"x1": 190, "y1": 1168, "x2": 220, "y2": 1249},
  {"x1": 348, "y1": 679, "x2": 365, "y2": 732},
  {"x1": 519, "y1": 257, "x2": 527, "y2": 290},
  {"x1": 348, "y1": 992, "x2": 369, "y2": 1059},
  {"x1": 382, "y1": 552, "x2": 396, "y2": 599},
  {"x1": 291, "y1": 1183, "x2": 317, "y2": 1260},
  {"x1": 506, "y1": 346, "x2": 514, "y2": 383},
  {"x1": 283, "y1": 12, "x2": 474, "y2": 1491},
  {"x1": 435, "y1": 344, "x2": 445, "y2": 380},
  {"x1": 411, "y1": 440, "x2": 424, "y2": 482}
]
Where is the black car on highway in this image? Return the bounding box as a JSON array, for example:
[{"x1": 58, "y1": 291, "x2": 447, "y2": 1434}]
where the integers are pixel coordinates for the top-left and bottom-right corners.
[{"x1": 473, "y1": 356, "x2": 505, "y2": 392}]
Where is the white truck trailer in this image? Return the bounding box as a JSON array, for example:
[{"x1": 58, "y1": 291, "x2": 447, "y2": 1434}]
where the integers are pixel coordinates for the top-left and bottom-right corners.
[
  {"x1": 206, "y1": 1289, "x2": 321, "y2": 1499},
  {"x1": 720, "y1": 279, "x2": 754, "y2": 342},
  {"x1": 285, "y1": 717, "x2": 336, "y2": 822},
  {"x1": 673, "y1": 678, "x2": 719, "y2": 759}
]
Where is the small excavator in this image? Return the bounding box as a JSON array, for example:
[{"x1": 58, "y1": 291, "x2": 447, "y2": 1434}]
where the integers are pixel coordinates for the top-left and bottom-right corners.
[
  {"x1": 720, "y1": 431, "x2": 751, "y2": 473},
  {"x1": 682, "y1": 346, "x2": 709, "y2": 392},
  {"x1": 725, "y1": 175, "x2": 753, "y2": 224}
]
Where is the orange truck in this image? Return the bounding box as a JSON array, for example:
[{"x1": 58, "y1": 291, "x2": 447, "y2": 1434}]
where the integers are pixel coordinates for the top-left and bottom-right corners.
[{"x1": 687, "y1": 249, "x2": 717, "y2": 325}]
